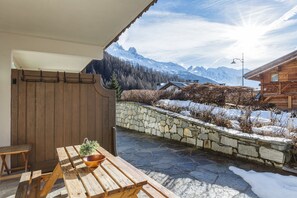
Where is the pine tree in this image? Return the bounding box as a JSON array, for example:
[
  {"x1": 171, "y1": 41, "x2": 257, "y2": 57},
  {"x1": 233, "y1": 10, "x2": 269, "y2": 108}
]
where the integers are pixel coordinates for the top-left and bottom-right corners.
[{"x1": 109, "y1": 72, "x2": 122, "y2": 100}]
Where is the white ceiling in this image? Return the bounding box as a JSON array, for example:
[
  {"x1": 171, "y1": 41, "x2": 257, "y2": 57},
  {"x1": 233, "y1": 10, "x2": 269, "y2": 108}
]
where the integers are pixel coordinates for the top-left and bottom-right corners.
[
  {"x1": 0, "y1": 0, "x2": 155, "y2": 72},
  {"x1": 0, "y1": 0, "x2": 154, "y2": 47}
]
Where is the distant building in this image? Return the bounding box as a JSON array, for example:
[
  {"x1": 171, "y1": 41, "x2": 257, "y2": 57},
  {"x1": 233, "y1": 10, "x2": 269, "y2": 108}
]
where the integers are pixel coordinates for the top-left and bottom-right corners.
[
  {"x1": 244, "y1": 50, "x2": 297, "y2": 110},
  {"x1": 157, "y1": 81, "x2": 192, "y2": 91}
]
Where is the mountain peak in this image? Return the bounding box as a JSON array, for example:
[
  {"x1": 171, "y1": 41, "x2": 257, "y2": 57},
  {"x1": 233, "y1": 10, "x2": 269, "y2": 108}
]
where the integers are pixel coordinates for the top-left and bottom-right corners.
[{"x1": 128, "y1": 47, "x2": 137, "y2": 54}]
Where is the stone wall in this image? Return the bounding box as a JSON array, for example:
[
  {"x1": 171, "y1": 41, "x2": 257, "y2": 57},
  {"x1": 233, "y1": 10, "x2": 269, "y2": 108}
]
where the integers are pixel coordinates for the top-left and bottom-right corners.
[{"x1": 116, "y1": 102, "x2": 294, "y2": 168}]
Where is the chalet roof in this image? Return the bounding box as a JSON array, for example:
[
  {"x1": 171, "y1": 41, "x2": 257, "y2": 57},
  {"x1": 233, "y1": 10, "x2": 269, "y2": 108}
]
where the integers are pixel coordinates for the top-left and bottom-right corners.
[
  {"x1": 244, "y1": 49, "x2": 297, "y2": 80},
  {"x1": 158, "y1": 81, "x2": 189, "y2": 90}
]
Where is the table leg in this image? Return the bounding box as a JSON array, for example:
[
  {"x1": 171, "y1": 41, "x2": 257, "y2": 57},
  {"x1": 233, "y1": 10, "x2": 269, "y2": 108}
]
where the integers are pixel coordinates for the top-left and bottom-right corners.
[
  {"x1": 39, "y1": 163, "x2": 63, "y2": 198},
  {"x1": 0, "y1": 155, "x2": 10, "y2": 175},
  {"x1": 21, "y1": 152, "x2": 29, "y2": 172}
]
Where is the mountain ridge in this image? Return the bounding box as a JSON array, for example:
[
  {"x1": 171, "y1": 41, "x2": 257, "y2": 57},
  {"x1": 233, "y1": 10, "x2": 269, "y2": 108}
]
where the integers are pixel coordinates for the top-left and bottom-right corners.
[{"x1": 106, "y1": 43, "x2": 259, "y2": 87}]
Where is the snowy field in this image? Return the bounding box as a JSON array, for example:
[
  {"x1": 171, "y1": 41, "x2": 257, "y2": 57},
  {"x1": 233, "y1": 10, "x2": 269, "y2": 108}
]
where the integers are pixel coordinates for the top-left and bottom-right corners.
[
  {"x1": 156, "y1": 99, "x2": 297, "y2": 139},
  {"x1": 230, "y1": 166, "x2": 297, "y2": 198}
]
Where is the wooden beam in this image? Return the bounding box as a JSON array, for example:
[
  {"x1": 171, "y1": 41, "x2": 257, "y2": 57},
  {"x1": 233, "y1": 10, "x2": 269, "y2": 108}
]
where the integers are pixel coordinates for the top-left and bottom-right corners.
[{"x1": 288, "y1": 96, "x2": 292, "y2": 109}]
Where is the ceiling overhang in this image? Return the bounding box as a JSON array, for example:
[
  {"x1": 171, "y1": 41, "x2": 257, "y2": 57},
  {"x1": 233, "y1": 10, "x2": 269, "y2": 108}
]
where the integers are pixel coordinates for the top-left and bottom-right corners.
[{"x1": 0, "y1": 0, "x2": 157, "y2": 72}]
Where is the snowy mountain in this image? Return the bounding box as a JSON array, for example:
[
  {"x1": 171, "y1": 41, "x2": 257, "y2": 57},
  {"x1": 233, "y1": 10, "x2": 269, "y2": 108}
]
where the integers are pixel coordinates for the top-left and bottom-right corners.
[
  {"x1": 106, "y1": 43, "x2": 217, "y2": 84},
  {"x1": 187, "y1": 66, "x2": 259, "y2": 87},
  {"x1": 106, "y1": 43, "x2": 259, "y2": 87}
]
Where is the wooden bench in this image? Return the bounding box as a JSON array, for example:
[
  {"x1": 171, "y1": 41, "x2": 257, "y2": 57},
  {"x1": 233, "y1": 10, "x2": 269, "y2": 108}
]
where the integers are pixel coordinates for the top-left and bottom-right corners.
[
  {"x1": 15, "y1": 170, "x2": 42, "y2": 198},
  {"x1": 0, "y1": 144, "x2": 31, "y2": 179},
  {"x1": 117, "y1": 157, "x2": 179, "y2": 198}
]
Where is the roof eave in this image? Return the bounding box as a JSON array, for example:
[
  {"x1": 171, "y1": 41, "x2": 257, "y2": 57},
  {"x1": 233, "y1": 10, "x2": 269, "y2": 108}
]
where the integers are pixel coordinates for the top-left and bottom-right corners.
[
  {"x1": 244, "y1": 49, "x2": 297, "y2": 80},
  {"x1": 104, "y1": 0, "x2": 158, "y2": 49}
]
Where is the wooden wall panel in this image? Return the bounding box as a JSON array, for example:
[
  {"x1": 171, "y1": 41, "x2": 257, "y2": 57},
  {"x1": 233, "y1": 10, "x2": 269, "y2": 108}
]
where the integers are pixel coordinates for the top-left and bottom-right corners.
[{"x1": 11, "y1": 69, "x2": 116, "y2": 171}]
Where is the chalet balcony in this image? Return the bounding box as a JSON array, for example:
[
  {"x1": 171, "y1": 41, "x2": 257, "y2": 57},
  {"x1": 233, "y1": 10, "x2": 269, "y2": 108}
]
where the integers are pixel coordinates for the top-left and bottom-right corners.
[{"x1": 261, "y1": 81, "x2": 297, "y2": 97}]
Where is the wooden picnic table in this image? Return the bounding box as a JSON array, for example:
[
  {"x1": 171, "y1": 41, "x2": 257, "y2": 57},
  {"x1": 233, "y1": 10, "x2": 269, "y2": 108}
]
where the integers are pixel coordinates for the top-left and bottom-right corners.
[
  {"x1": 0, "y1": 144, "x2": 31, "y2": 178},
  {"x1": 40, "y1": 145, "x2": 148, "y2": 198}
]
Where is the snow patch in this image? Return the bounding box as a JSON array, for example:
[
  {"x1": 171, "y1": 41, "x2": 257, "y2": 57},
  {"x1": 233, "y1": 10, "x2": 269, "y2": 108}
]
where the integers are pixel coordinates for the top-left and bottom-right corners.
[{"x1": 229, "y1": 166, "x2": 297, "y2": 198}]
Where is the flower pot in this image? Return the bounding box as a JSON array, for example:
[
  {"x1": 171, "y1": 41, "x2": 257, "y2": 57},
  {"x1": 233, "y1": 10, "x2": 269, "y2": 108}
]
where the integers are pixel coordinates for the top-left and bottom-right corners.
[{"x1": 83, "y1": 154, "x2": 106, "y2": 168}]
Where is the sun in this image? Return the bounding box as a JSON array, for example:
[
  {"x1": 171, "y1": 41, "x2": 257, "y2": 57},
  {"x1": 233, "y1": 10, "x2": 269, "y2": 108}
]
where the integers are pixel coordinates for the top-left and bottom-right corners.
[{"x1": 228, "y1": 24, "x2": 266, "y2": 56}]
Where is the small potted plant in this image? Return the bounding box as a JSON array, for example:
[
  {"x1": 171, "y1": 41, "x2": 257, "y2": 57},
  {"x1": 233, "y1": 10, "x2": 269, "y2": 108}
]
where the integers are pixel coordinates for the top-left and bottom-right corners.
[{"x1": 80, "y1": 138, "x2": 105, "y2": 168}]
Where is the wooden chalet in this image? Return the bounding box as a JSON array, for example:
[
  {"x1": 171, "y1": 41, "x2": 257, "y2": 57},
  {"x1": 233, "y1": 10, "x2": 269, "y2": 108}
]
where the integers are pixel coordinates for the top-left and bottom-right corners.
[{"x1": 244, "y1": 50, "x2": 297, "y2": 110}]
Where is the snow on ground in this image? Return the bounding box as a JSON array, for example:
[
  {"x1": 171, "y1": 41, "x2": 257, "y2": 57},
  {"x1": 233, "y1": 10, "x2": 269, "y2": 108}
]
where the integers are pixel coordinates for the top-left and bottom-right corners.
[
  {"x1": 156, "y1": 99, "x2": 297, "y2": 138},
  {"x1": 229, "y1": 166, "x2": 297, "y2": 198}
]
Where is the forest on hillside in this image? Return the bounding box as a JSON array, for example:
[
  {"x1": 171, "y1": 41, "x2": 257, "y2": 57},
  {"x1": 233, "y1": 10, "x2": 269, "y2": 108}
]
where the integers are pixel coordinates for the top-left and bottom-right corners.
[{"x1": 85, "y1": 52, "x2": 181, "y2": 90}]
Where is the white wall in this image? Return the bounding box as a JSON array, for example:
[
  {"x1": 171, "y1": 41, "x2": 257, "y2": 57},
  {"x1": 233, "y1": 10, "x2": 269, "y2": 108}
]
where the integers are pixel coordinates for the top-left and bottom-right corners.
[
  {"x1": 0, "y1": 32, "x2": 104, "y2": 169},
  {"x1": 0, "y1": 47, "x2": 12, "y2": 168}
]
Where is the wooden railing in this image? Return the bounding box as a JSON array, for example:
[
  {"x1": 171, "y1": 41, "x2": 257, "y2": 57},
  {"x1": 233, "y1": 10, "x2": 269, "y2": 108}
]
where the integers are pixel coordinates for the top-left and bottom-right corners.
[{"x1": 261, "y1": 81, "x2": 297, "y2": 95}]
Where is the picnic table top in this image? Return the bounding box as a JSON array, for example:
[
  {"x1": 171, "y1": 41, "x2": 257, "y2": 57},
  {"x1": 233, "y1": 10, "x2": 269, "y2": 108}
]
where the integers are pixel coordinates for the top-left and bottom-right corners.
[
  {"x1": 0, "y1": 144, "x2": 31, "y2": 155},
  {"x1": 56, "y1": 145, "x2": 147, "y2": 197}
]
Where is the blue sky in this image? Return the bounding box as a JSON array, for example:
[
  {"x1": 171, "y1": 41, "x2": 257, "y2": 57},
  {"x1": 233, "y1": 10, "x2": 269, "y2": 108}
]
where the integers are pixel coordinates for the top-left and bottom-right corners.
[{"x1": 116, "y1": 0, "x2": 297, "y2": 69}]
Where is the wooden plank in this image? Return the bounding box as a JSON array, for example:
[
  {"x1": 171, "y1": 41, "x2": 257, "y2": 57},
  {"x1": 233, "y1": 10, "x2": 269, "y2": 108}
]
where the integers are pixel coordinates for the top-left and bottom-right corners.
[
  {"x1": 17, "y1": 77, "x2": 27, "y2": 166},
  {"x1": 100, "y1": 159, "x2": 134, "y2": 190},
  {"x1": 96, "y1": 147, "x2": 147, "y2": 186},
  {"x1": 92, "y1": 165, "x2": 121, "y2": 195},
  {"x1": 71, "y1": 83, "x2": 80, "y2": 145},
  {"x1": 63, "y1": 83, "x2": 72, "y2": 146},
  {"x1": 36, "y1": 82, "x2": 46, "y2": 163},
  {"x1": 29, "y1": 170, "x2": 41, "y2": 198},
  {"x1": 0, "y1": 145, "x2": 31, "y2": 155},
  {"x1": 87, "y1": 85, "x2": 96, "y2": 141},
  {"x1": 102, "y1": 97, "x2": 109, "y2": 150},
  {"x1": 54, "y1": 77, "x2": 64, "y2": 151},
  {"x1": 40, "y1": 164, "x2": 62, "y2": 198},
  {"x1": 95, "y1": 94, "x2": 103, "y2": 146},
  {"x1": 80, "y1": 84, "x2": 88, "y2": 142},
  {"x1": 288, "y1": 96, "x2": 292, "y2": 109},
  {"x1": 11, "y1": 69, "x2": 19, "y2": 168},
  {"x1": 118, "y1": 157, "x2": 179, "y2": 198},
  {"x1": 45, "y1": 83, "x2": 55, "y2": 160},
  {"x1": 142, "y1": 184, "x2": 167, "y2": 198},
  {"x1": 108, "y1": 95, "x2": 116, "y2": 154},
  {"x1": 65, "y1": 146, "x2": 105, "y2": 197},
  {"x1": 56, "y1": 147, "x2": 86, "y2": 198},
  {"x1": 26, "y1": 82, "x2": 36, "y2": 167},
  {"x1": 15, "y1": 172, "x2": 31, "y2": 198}
]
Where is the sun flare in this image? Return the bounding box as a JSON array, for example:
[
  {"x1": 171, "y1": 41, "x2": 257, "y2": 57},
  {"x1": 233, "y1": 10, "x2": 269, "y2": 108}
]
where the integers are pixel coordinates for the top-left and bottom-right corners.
[{"x1": 229, "y1": 24, "x2": 267, "y2": 56}]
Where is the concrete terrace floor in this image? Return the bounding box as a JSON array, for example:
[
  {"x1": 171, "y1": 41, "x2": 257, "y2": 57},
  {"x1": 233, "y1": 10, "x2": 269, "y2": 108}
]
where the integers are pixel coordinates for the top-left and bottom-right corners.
[{"x1": 0, "y1": 127, "x2": 288, "y2": 198}]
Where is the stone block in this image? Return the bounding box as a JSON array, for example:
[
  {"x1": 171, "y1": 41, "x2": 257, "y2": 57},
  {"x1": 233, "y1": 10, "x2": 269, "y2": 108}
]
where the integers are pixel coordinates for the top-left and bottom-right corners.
[
  {"x1": 270, "y1": 144, "x2": 288, "y2": 151},
  {"x1": 221, "y1": 136, "x2": 238, "y2": 148},
  {"x1": 174, "y1": 118, "x2": 180, "y2": 125},
  {"x1": 238, "y1": 144, "x2": 258, "y2": 157},
  {"x1": 164, "y1": 125, "x2": 169, "y2": 133},
  {"x1": 160, "y1": 120, "x2": 166, "y2": 126},
  {"x1": 204, "y1": 140, "x2": 211, "y2": 149},
  {"x1": 187, "y1": 137, "x2": 196, "y2": 145},
  {"x1": 164, "y1": 133, "x2": 171, "y2": 139},
  {"x1": 197, "y1": 139, "x2": 204, "y2": 147},
  {"x1": 177, "y1": 128, "x2": 184, "y2": 136},
  {"x1": 198, "y1": 133, "x2": 208, "y2": 140},
  {"x1": 209, "y1": 132, "x2": 219, "y2": 142},
  {"x1": 184, "y1": 128, "x2": 192, "y2": 137},
  {"x1": 172, "y1": 134, "x2": 181, "y2": 141},
  {"x1": 212, "y1": 142, "x2": 232, "y2": 155},
  {"x1": 259, "y1": 147, "x2": 284, "y2": 164},
  {"x1": 159, "y1": 126, "x2": 165, "y2": 133},
  {"x1": 181, "y1": 122, "x2": 189, "y2": 128},
  {"x1": 170, "y1": 124, "x2": 177, "y2": 133}
]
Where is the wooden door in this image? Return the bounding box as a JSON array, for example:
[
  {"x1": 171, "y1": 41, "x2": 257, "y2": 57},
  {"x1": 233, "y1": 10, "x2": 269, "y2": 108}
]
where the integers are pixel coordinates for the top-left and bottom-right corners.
[{"x1": 11, "y1": 69, "x2": 115, "y2": 171}]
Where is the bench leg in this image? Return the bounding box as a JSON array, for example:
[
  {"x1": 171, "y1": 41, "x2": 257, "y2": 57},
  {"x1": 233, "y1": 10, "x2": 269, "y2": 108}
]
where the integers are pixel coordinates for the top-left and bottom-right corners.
[
  {"x1": 0, "y1": 155, "x2": 10, "y2": 175},
  {"x1": 21, "y1": 152, "x2": 29, "y2": 172},
  {"x1": 39, "y1": 163, "x2": 63, "y2": 198}
]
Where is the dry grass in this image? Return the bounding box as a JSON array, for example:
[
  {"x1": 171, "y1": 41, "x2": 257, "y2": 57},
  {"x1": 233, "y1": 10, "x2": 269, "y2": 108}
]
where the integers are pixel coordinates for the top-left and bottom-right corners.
[{"x1": 238, "y1": 109, "x2": 253, "y2": 133}]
